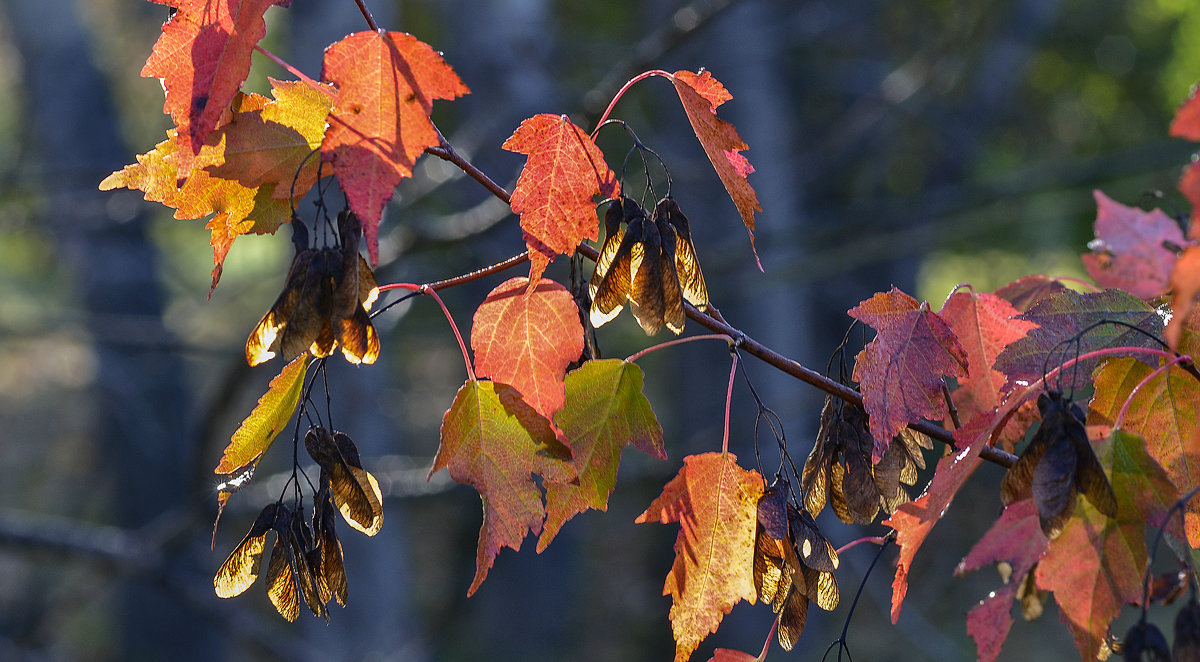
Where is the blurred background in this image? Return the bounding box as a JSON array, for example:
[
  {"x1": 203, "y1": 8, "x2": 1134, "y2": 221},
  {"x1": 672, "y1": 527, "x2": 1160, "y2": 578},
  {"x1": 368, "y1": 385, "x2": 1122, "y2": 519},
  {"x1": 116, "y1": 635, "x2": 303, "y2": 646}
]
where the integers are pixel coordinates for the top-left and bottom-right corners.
[{"x1": 1, "y1": 0, "x2": 1197, "y2": 660}]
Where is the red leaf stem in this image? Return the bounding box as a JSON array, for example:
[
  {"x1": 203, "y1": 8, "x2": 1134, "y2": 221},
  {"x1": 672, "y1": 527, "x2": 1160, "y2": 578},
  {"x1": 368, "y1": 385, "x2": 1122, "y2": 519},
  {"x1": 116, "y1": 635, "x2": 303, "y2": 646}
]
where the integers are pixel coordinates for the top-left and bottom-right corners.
[
  {"x1": 590, "y1": 69, "x2": 674, "y2": 137},
  {"x1": 624, "y1": 333, "x2": 732, "y2": 363},
  {"x1": 378, "y1": 282, "x2": 475, "y2": 380}
]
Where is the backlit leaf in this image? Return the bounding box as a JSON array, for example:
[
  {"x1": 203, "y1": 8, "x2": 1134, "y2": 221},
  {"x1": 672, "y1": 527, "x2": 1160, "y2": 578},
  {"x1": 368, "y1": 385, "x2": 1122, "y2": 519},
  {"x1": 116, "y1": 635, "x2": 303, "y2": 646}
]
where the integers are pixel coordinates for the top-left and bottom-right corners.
[
  {"x1": 503, "y1": 114, "x2": 619, "y2": 286},
  {"x1": 1089, "y1": 355, "x2": 1200, "y2": 545},
  {"x1": 471, "y1": 277, "x2": 583, "y2": 423},
  {"x1": 206, "y1": 78, "x2": 337, "y2": 200},
  {"x1": 1081, "y1": 191, "x2": 1184, "y2": 299},
  {"x1": 432, "y1": 380, "x2": 575, "y2": 596},
  {"x1": 849, "y1": 287, "x2": 968, "y2": 458},
  {"x1": 1166, "y1": 244, "x2": 1200, "y2": 350},
  {"x1": 940, "y1": 288, "x2": 1037, "y2": 426},
  {"x1": 635, "y1": 452, "x2": 762, "y2": 662},
  {"x1": 1035, "y1": 499, "x2": 1144, "y2": 661},
  {"x1": 141, "y1": 0, "x2": 288, "y2": 175},
  {"x1": 214, "y1": 354, "x2": 307, "y2": 474},
  {"x1": 540, "y1": 359, "x2": 664, "y2": 551},
  {"x1": 993, "y1": 275, "x2": 1068, "y2": 313},
  {"x1": 671, "y1": 70, "x2": 761, "y2": 267},
  {"x1": 320, "y1": 31, "x2": 469, "y2": 265},
  {"x1": 885, "y1": 414, "x2": 993, "y2": 622},
  {"x1": 993, "y1": 288, "x2": 1163, "y2": 394}
]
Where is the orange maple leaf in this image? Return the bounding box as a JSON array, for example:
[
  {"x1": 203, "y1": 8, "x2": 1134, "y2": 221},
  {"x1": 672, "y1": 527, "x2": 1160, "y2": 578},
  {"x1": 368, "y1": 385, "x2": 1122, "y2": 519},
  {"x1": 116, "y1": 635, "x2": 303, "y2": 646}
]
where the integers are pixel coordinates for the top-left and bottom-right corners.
[
  {"x1": 471, "y1": 277, "x2": 584, "y2": 423},
  {"x1": 503, "y1": 114, "x2": 619, "y2": 286},
  {"x1": 849, "y1": 287, "x2": 968, "y2": 458},
  {"x1": 320, "y1": 31, "x2": 469, "y2": 266},
  {"x1": 99, "y1": 113, "x2": 290, "y2": 293},
  {"x1": 671, "y1": 70, "x2": 762, "y2": 268},
  {"x1": 141, "y1": 0, "x2": 287, "y2": 177},
  {"x1": 636, "y1": 452, "x2": 762, "y2": 662},
  {"x1": 206, "y1": 78, "x2": 337, "y2": 201}
]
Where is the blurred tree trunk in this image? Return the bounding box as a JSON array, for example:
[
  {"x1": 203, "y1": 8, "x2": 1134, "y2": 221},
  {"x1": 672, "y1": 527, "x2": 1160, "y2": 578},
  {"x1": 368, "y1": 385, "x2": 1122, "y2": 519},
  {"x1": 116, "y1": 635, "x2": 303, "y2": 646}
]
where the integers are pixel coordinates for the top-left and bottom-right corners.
[{"x1": 2, "y1": 1, "x2": 200, "y2": 659}]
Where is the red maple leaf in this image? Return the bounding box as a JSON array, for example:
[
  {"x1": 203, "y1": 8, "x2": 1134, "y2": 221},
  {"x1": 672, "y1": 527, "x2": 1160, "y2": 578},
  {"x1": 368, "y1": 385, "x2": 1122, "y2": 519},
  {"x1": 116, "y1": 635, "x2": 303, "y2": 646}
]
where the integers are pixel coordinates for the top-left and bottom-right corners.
[
  {"x1": 671, "y1": 70, "x2": 762, "y2": 267},
  {"x1": 635, "y1": 452, "x2": 763, "y2": 662},
  {"x1": 320, "y1": 31, "x2": 469, "y2": 265},
  {"x1": 502, "y1": 114, "x2": 619, "y2": 286},
  {"x1": 940, "y1": 288, "x2": 1037, "y2": 427},
  {"x1": 954, "y1": 499, "x2": 1048, "y2": 662},
  {"x1": 432, "y1": 380, "x2": 575, "y2": 596},
  {"x1": 1081, "y1": 191, "x2": 1184, "y2": 299},
  {"x1": 849, "y1": 287, "x2": 968, "y2": 457},
  {"x1": 884, "y1": 414, "x2": 993, "y2": 623},
  {"x1": 1090, "y1": 356, "x2": 1200, "y2": 545},
  {"x1": 539, "y1": 359, "x2": 665, "y2": 551},
  {"x1": 141, "y1": 0, "x2": 287, "y2": 177},
  {"x1": 1166, "y1": 244, "x2": 1200, "y2": 350},
  {"x1": 471, "y1": 277, "x2": 584, "y2": 423},
  {"x1": 1035, "y1": 501, "x2": 1144, "y2": 661}
]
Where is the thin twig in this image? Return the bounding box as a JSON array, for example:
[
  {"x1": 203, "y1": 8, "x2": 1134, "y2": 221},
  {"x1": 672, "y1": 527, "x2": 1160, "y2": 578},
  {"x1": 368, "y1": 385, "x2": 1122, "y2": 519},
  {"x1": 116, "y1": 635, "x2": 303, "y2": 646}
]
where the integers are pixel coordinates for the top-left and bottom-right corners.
[{"x1": 353, "y1": 0, "x2": 380, "y2": 32}]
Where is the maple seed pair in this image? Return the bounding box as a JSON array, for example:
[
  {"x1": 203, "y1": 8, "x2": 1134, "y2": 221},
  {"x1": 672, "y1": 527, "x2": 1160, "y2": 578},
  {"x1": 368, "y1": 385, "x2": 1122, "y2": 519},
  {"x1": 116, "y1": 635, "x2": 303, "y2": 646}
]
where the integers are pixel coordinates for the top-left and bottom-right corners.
[
  {"x1": 802, "y1": 396, "x2": 931, "y2": 525},
  {"x1": 1000, "y1": 390, "x2": 1117, "y2": 538},
  {"x1": 753, "y1": 480, "x2": 840, "y2": 651},
  {"x1": 589, "y1": 196, "x2": 708, "y2": 335},
  {"x1": 213, "y1": 426, "x2": 382, "y2": 621},
  {"x1": 246, "y1": 210, "x2": 381, "y2": 367},
  {"x1": 213, "y1": 502, "x2": 341, "y2": 622}
]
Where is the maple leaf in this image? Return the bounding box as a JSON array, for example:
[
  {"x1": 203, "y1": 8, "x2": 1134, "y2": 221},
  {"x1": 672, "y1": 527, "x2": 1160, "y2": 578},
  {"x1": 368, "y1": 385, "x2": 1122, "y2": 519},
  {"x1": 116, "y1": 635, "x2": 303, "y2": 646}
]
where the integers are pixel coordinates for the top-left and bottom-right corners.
[
  {"x1": 635, "y1": 452, "x2": 763, "y2": 662},
  {"x1": 320, "y1": 31, "x2": 469, "y2": 265},
  {"x1": 471, "y1": 277, "x2": 583, "y2": 423},
  {"x1": 503, "y1": 114, "x2": 619, "y2": 286},
  {"x1": 992, "y1": 288, "x2": 1164, "y2": 394},
  {"x1": 1089, "y1": 356, "x2": 1199, "y2": 545},
  {"x1": 1096, "y1": 429, "x2": 1179, "y2": 537},
  {"x1": 206, "y1": 78, "x2": 337, "y2": 200},
  {"x1": 215, "y1": 354, "x2": 307, "y2": 476},
  {"x1": 940, "y1": 288, "x2": 1037, "y2": 427},
  {"x1": 884, "y1": 414, "x2": 993, "y2": 623},
  {"x1": 539, "y1": 359, "x2": 664, "y2": 551},
  {"x1": 100, "y1": 106, "x2": 292, "y2": 293},
  {"x1": 141, "y1": 0, "x2": 288, "y2": 176},
  {"x1": 1081, "y1": 191, "x2": 1184, "y2": 299},
  {"x1": 848, "y1": 287, "x2": 968, "y2": 457},
  {"x1": 993, "y1": 275, "x2": 1069, "y2": 313},
  {"x1": 1035, "y1": 500, "x2": 1144, "y2": 661},
  {"x1": 1166, "y1": 244, "x2": 1200, "y2": 350},
  {"x1": 671, "y1": 70, "x2": 762, "y2": 267},
  {"x1": 432, "y1": 380, "x2": 575, "y2": 596},
  {"x1": 954, "y1": 499, "x2": 1048, "y2": 662}
]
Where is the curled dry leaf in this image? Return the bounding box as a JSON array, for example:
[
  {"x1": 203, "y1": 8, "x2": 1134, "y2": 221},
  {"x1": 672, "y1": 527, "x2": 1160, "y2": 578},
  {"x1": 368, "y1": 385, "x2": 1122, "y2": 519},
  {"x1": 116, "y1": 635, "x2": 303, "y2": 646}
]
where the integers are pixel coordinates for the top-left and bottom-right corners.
[
  {"x1": 246, "y1": 211, "x2": 380, "y2": 366},
  {"x1": 1000, "y1": 390, "x2": 1116, "y2": 538},
  {"x1": 304, "y1": 426, "x2": 384, "y2": 536},
  {"x1": 590, "y1": 196, "x2": 708, "y2": 335}
]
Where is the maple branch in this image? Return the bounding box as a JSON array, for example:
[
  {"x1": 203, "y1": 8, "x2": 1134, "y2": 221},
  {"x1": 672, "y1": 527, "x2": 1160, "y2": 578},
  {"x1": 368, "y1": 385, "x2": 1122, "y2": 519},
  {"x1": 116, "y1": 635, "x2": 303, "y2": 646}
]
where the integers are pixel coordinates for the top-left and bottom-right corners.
[
  {"x1": 623, "y1": 333, "x2": 731, "y2": 363},
  {"x1": 353, "y1": 0, "x2": 381, "y2": 32},
  {"x1": 941, "y1": 381, "x2": 961, "y2": 430},
  {"x1": 424, "y1": 252, "x2": 529, "y2": 290},
  {"x1": 426, "y1": 131, "x2": 513, "y2": 204},
  {"x1": 571, "y1": 240, "x2": 1020, "y2": 467}
]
